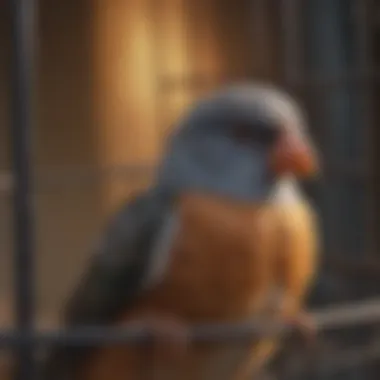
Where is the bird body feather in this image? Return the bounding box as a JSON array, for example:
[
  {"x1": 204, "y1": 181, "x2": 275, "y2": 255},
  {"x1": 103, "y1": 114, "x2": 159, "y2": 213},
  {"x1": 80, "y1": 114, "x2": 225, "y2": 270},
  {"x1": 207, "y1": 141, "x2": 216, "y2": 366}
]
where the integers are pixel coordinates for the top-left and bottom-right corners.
[{"x1": 79, "y1": 178, "x2": 318, "y2": 380}]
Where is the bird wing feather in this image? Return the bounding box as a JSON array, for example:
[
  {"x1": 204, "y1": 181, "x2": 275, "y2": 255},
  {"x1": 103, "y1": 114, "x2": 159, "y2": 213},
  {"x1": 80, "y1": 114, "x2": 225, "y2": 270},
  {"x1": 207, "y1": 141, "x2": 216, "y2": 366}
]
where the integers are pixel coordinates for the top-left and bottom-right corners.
[{"x1": 40, "y1": 190, "x2": 173, "y2": 380}]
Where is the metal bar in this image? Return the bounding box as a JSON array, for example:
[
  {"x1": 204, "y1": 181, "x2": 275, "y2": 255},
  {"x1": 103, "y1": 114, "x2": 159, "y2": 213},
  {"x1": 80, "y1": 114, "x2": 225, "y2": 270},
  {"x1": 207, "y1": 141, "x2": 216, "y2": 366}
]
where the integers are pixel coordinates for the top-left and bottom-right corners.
[
  {"x1": 0, "y1": 297, "x2": 380, "y2": 348},
  {"x1": 156, "y1": 70, "x2": 380, "y2": 91},
  {"x1": 353, "y1": 0, "x2": 376, "y2": 259},
  {"x1": 248, "y1": 0, "x2": 266, "y2": 80},
  {"x1": 287, "y1": 70, "x2": 379, "y2": 88},
  {"x1": 280, "y1": 0, "x2": 302, "y2": 86},
  {"x1": 0, "y1": 322, "x2": 286, "y2": 348},
  {"x1": 0, "y1": 324, "x2": 337, "y2": 348},
  {"x1": 0, "y1": 161, "x2": 373, "y2": 198},
  {"x1": 0, "y1": 162, "x2": 372, "y2": 196},
  {"x1": 8, "y1": 0, "x2": 37, "y2": 379},
  {"x1": 280, "y1": 340, "x2": 380, "y2": 377}
]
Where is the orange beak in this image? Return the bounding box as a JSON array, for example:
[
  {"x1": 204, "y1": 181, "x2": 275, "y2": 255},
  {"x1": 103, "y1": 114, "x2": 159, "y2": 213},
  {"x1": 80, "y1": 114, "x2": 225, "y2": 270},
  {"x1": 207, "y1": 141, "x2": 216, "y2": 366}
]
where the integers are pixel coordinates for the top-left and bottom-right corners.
[{"x1": 270, "y1": 131, "x2": 318, "y2": 178}]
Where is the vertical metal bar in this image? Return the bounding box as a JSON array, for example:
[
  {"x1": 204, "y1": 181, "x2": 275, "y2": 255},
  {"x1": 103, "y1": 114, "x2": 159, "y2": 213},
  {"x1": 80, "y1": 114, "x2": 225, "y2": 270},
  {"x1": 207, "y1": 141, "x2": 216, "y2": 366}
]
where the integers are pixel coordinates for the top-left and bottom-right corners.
[
  {"x1": 303, "y1": 0, "x2": 348, "y2": 262},
  {"x1": 352, "y1": 13, "x2": 380, "y2": 380},
  {"x1": 248, "y1": 0, "x2": 268, "y2": 80},
  {"x1": 280, "y1": 0, "x2": 301, "y2": 86},
  {"x1": 353, "y1": 0, "x2": 375, "y2": 258},
  {"x1": 9, "y1": 0, "x2": 37, "y2": 379}
]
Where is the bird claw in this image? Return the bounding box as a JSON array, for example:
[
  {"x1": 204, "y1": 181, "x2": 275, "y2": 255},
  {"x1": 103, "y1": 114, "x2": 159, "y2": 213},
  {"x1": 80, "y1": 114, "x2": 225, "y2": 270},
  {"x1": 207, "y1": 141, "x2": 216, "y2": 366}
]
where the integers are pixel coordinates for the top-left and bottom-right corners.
[
  {"x1": 286, "y1": 312, "x2": 317, "y2": 348},
  {"x1": 140, "y1": 316, "x2": 189, "y2": 365}
]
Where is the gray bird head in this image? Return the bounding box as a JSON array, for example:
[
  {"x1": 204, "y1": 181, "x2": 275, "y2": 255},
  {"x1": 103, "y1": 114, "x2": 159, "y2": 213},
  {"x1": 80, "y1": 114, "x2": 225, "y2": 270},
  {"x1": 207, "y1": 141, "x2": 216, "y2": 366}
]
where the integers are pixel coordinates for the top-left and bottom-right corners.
[{"x1": 155, "y1": 83, "x2": 318, "y2": 202}]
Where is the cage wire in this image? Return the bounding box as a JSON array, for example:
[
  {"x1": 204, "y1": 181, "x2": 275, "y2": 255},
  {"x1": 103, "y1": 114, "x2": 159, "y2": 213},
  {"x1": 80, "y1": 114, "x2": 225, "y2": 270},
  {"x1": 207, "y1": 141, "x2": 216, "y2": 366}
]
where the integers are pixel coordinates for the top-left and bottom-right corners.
[{"x1": 3, "y1": 0, "x2": 380, "y2": 379}]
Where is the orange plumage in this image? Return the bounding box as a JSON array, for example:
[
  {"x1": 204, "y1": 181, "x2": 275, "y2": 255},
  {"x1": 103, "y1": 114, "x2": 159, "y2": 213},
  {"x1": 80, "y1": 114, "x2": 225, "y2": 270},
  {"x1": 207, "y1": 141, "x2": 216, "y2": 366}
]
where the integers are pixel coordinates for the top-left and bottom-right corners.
[{"x1": 80, "y1": 182, "x2": 319, "y2": 380}]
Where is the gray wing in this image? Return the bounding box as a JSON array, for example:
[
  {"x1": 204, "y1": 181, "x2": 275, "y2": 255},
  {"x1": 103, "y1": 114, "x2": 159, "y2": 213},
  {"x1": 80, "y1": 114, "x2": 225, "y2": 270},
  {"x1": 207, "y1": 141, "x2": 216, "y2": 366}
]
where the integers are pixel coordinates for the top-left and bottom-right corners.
[{"x1": 40, "y1": 189, "x2": 173, "y2": 379}]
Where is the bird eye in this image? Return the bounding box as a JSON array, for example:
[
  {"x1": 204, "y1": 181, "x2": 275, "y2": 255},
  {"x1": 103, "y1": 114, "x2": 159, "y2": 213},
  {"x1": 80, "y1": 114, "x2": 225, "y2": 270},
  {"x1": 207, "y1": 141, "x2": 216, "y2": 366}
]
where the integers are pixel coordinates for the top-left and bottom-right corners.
[
  {"x1": 232, "y1": 124, "x2": 254, "y2": 144},
  {"x1": 232, "y1": 122, "x2": 278, "y2": 146}
]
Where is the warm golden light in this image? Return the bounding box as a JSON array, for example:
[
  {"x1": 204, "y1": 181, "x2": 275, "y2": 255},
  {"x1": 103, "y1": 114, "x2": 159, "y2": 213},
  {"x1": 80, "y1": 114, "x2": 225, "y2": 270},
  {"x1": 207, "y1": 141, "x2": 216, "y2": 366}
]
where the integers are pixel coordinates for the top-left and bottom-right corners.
[{"x1": 92, "y1": 0, "x2": 227, "y2": 210}]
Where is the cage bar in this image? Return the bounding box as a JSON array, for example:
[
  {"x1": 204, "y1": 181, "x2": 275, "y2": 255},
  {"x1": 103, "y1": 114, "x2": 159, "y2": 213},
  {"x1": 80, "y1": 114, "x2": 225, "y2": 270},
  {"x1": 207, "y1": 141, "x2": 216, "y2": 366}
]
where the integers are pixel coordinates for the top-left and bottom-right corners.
[
  {"x1": 280, "y1": 0, "x2": 302, "y2": 87},
  {"x1": 8, "y1": 0, "x2": 37, "y2": 379},
  {"x1": 354, "y1": 0, "x2": 376, "y2": 257}
]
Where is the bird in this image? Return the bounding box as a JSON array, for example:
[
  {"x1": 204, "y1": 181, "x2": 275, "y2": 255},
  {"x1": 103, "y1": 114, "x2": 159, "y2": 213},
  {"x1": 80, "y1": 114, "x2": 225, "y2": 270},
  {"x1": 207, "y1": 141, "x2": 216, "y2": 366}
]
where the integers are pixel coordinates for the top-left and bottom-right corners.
[{"x1": 39, "y1": 83, "x2": 320, "y2": 380}]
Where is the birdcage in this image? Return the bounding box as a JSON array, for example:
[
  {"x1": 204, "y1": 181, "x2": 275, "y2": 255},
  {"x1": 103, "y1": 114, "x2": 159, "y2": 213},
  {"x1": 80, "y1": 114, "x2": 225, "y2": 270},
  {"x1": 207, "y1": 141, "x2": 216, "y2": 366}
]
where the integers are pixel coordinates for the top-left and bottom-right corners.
[{"x1": 1, "y1": 1, "x2": 380, "y2": 379}]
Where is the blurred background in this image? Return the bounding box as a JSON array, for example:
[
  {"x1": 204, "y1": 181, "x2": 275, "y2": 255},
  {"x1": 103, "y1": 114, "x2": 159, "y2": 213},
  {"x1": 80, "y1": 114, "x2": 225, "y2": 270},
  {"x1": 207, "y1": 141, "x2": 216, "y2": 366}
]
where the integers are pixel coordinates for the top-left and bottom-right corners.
[{"x1": 0, "y1": 0, "x2": 380, "y2": 379}]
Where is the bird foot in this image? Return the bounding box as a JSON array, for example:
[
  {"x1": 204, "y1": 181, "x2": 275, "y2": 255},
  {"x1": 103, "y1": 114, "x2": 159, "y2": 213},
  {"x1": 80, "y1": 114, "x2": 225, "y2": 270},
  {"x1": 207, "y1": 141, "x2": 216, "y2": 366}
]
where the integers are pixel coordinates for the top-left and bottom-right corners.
[
  {"x1": 138, "y1": 315, "x2": 189, "y2": 366},
  {"x1": 285, "y1": 312, "x2": 317, "y2": 348}
]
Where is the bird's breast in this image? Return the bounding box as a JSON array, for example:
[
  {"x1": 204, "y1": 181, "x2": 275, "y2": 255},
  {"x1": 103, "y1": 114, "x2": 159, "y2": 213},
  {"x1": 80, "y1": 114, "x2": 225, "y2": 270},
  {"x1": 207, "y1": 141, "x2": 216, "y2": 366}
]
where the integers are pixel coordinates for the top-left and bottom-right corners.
[{"x1": 140, "y1": 193, "x2": 281, "y2": 322}]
